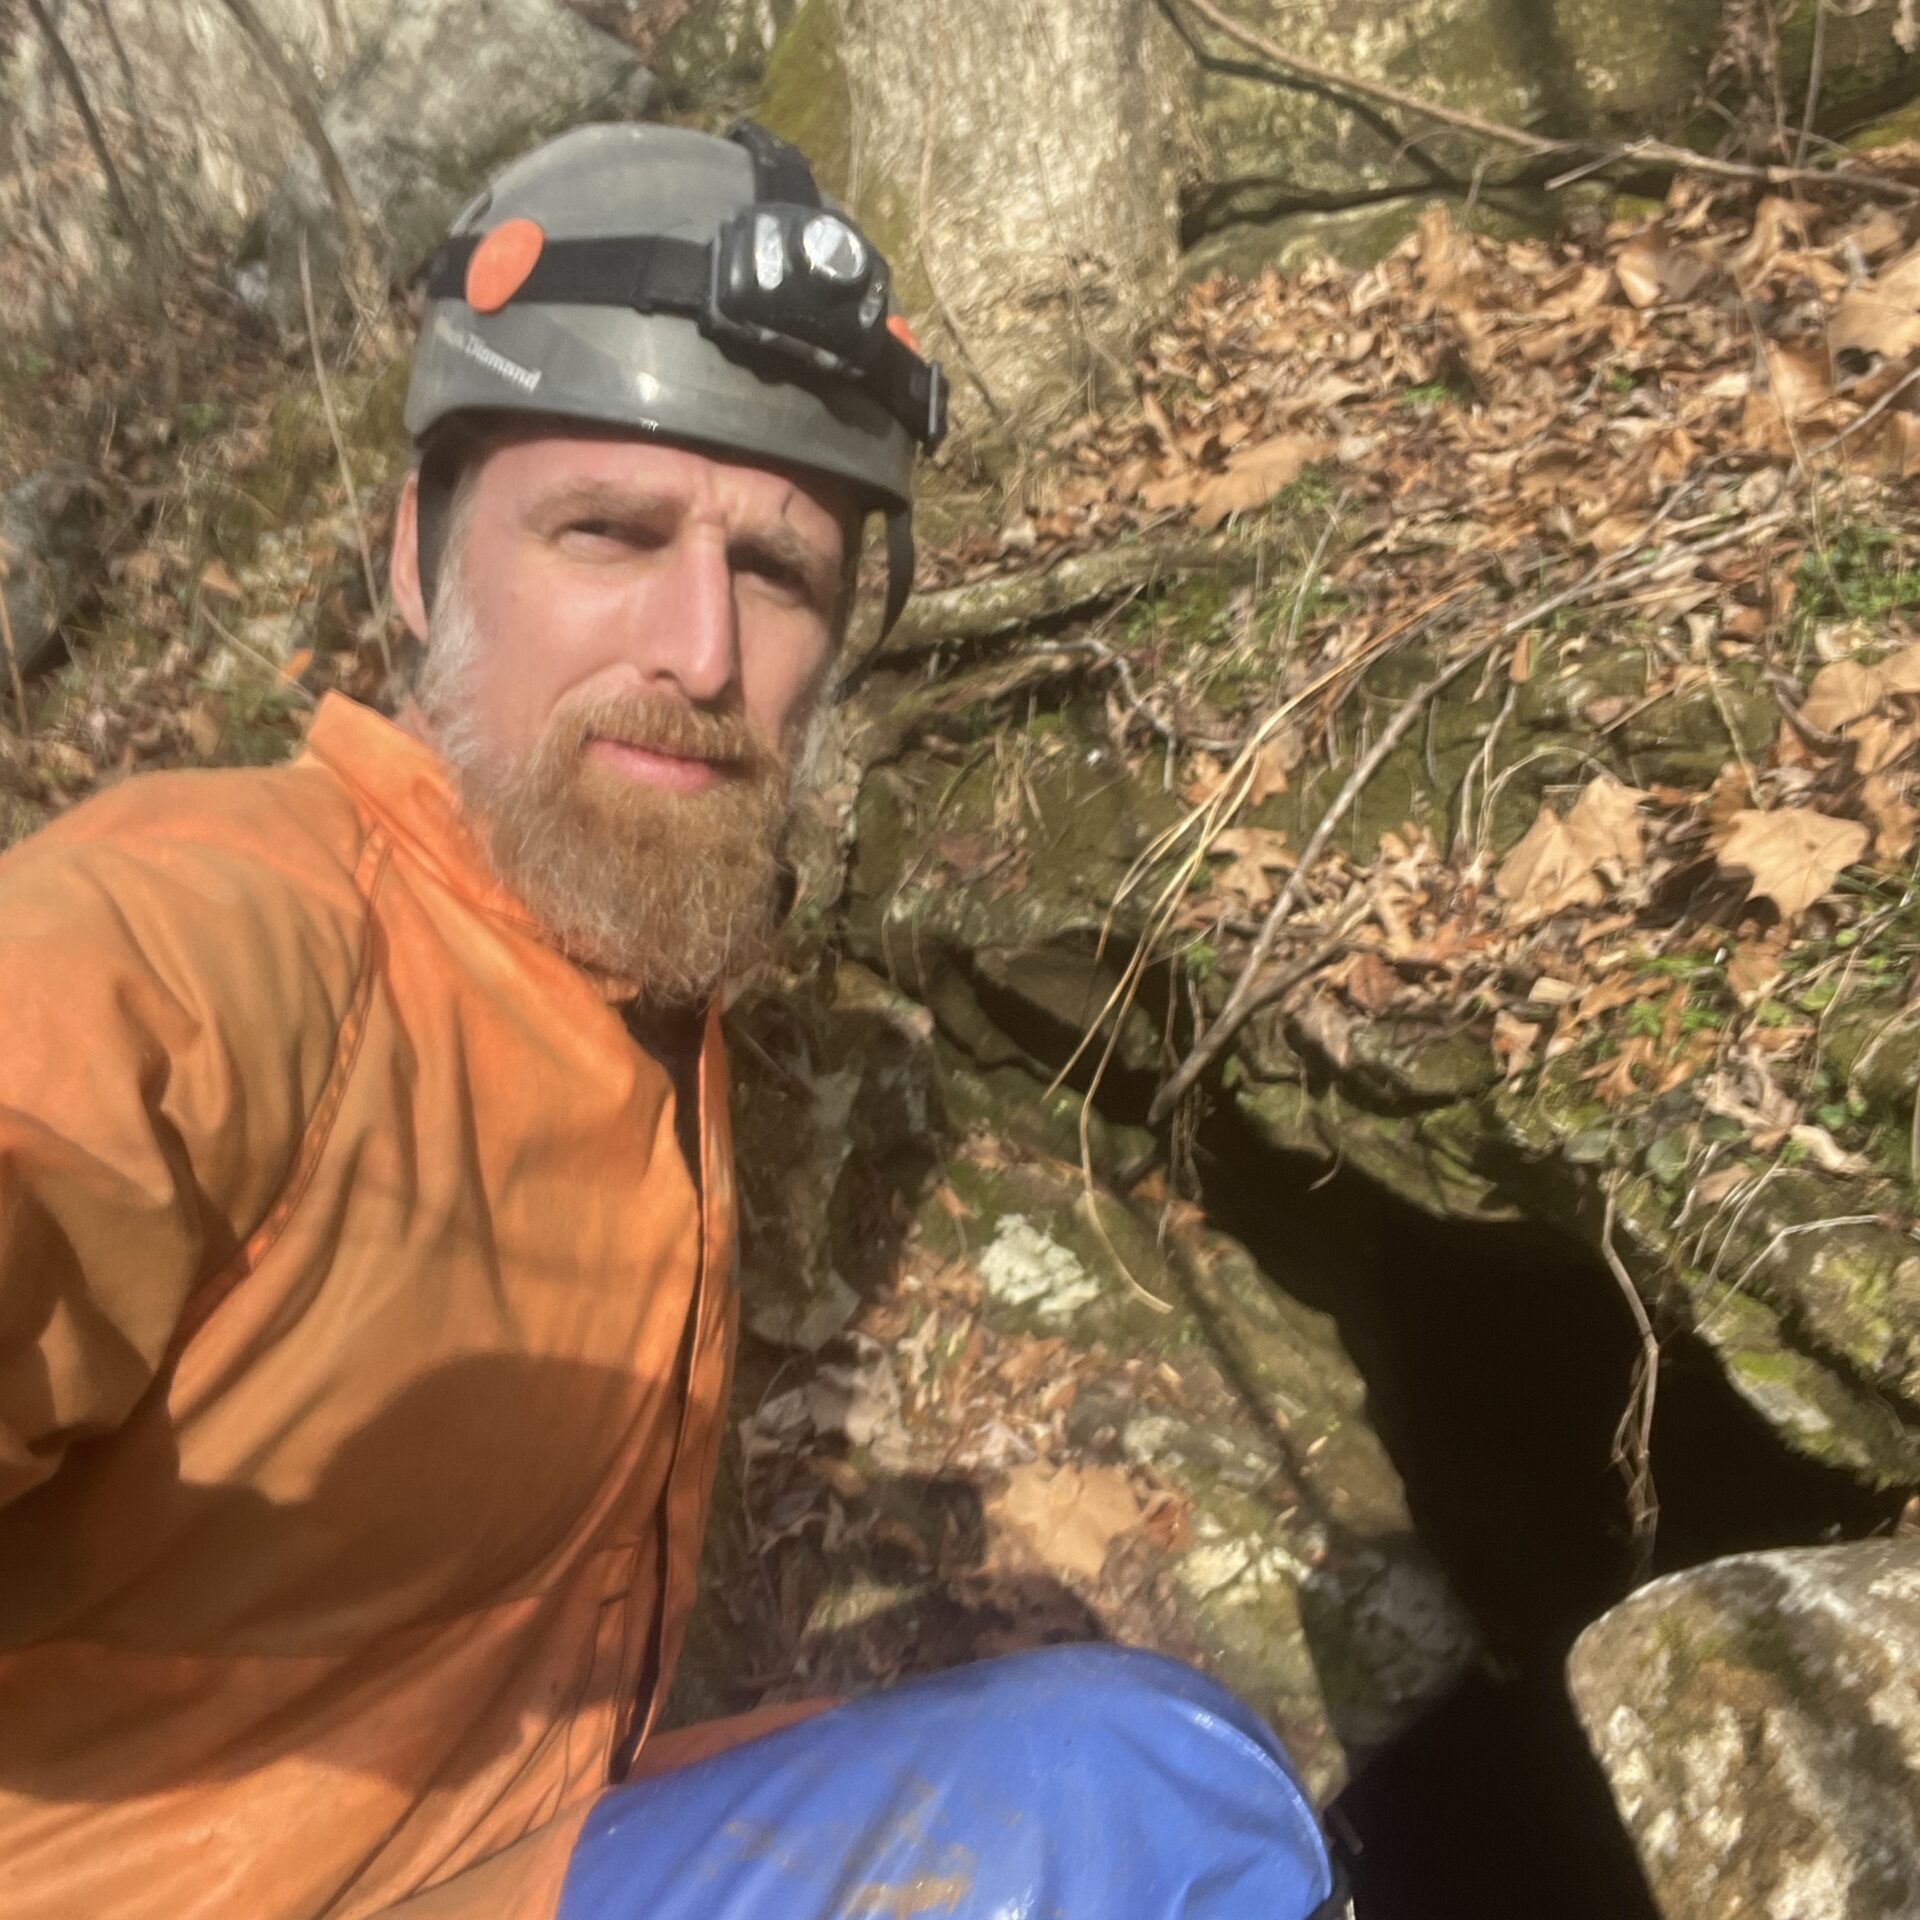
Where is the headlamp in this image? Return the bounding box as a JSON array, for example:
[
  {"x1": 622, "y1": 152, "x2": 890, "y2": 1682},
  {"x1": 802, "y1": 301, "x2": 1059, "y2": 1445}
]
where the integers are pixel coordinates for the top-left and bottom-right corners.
[{"x1": 711, "y1": 202, "x2": 889, "y2": 376}]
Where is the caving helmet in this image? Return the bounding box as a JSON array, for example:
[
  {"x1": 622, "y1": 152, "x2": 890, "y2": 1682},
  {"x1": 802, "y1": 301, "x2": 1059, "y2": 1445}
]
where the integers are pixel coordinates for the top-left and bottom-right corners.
[{"x1": 404, "y1": 119, "x2": 947, "y2": 634}]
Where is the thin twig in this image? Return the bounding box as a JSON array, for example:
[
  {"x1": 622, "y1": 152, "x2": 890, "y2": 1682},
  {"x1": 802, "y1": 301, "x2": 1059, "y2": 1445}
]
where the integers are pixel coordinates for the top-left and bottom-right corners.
[
  {"x1": 24, "y1": 0, "x2": 145, "y2": 250},
  {"x1": 1806, "y1": 364, "x2": 1920, "y2": 459},
  {"x1": 1601, "y1": 1183, "x2": 1661, "y2": 1578},
  {"x1": 298, "y1": 229, "x2": 392, "y2": 680},
  {"x1": 1171, "y1": 0, "x2": 1919, "y2": 203}
]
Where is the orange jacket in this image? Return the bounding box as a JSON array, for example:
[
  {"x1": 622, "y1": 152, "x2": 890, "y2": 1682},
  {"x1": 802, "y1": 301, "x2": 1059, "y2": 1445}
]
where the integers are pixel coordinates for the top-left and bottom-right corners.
[{"x1": 0, "y1": 694, "x2": 738, "y2": 1920}]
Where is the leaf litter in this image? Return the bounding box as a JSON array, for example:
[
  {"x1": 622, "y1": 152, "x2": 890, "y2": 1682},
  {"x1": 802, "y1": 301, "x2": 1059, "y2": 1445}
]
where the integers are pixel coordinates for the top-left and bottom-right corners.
[{"x1": 903, "y1": 150, "x2": 1920, "y2": 1195}]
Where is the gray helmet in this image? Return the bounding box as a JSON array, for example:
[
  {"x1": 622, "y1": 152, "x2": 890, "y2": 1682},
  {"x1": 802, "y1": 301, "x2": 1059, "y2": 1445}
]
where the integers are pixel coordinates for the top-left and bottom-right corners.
[{"x1": 404, "y1": 119, "x2": 947, "y2": 632}]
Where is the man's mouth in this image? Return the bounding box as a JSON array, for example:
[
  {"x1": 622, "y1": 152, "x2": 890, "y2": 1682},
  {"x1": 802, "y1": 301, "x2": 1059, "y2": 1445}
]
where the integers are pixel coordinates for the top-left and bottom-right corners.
[{"x1": 584, "y1": 735, "x2": 733, "y2": 795}]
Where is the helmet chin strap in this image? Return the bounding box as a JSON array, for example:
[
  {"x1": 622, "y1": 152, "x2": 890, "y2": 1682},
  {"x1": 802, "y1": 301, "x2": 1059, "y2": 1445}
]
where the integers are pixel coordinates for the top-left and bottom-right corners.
[
  {"x1": 414, "y1": 437, "x2": 459, "y2": 621},
  {"x1": 415, "y1": 436, "x2": 916, "y2": 639}
]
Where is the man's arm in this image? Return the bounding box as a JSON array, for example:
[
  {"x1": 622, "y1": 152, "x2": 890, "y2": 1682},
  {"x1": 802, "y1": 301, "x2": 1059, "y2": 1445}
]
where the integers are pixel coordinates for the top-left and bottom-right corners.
[{"x1": 0, "y1": 805, "x2": 363, "y2": 1506}]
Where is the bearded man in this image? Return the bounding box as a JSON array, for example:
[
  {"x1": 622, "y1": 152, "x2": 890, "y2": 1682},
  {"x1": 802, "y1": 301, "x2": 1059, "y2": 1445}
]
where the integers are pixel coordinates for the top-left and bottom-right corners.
[{"x1": 0, "y1": 123, "x2": 1338, "y2": 1920}]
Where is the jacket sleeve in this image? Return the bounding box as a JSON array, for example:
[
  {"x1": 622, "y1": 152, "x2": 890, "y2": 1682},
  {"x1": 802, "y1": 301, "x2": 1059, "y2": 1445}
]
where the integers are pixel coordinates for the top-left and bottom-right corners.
[{"x1": 0, "y1": 811, "x2": 361, "y2": 1508}]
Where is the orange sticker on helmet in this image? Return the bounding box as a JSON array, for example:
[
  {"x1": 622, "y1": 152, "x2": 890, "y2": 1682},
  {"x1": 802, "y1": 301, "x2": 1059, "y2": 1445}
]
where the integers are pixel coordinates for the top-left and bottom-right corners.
[
  {"x1": 465, "y1": 219, "x2": 545, "y2": 315},
  {"x1": 886, "y1": 313, "x2": 922, "y2": 355}
]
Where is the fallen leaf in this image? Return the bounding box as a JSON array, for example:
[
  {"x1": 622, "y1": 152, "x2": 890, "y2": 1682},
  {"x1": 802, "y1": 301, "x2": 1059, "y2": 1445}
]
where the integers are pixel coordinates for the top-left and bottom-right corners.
[
  {"x1": 990, "y1": 1462, "x2": 1143, "y2": 1582},
  {"x1": 1342, "y1": 948, "x2": 1400, "y2": 1015},
  {"x1": 1186, "y1": 435, "x2": 1318, "y2": 530},
  {"x1": 1693, "y1": 1164, "x2": 1752, "y2": 1207},
  {"x1": 198, "y1": 559, "x2": 243, "y2": 599},
  {"x1": 1615, "y1": 226, "x2": 1717, "y2": 309},
  {"x1": 1492, "y1": 1008, "x2": 1539, "y2": 1078},
  {"x1": 1728, "y1": 932, "x2": 1788, "y2": 1006},
  {"x1": 1830, "y1": 240, "x2": 1920, "y2": 363},
  {"x1": 1849, "y1": 711, "x2": 1916, "y2": 775},
  {"x1": 1564, "y1": 774, "x2": 1649, "y2": 871},
  {"x1": 1801, "y1": 658, "x2": 1886, "y2": 733},
  {"x1": 1861, "y1": 771, "x2": 1919, "y2": 862},
  {"x1": 1716, "y1": 807, "x2": 1870, "y2": 918},
  {"x1": 1244, "y1": 731, "x2": 1300, "y2": 807},
  {"x1": 1879, "y1": 642, "x2": 1920, "y2": 694},
  {"x1": 1208, "y1": 827, "x2": 1292, "y2": 910},
  {"x1": 1495, "y1": 805, "x2": 1605, "y2": 922}
]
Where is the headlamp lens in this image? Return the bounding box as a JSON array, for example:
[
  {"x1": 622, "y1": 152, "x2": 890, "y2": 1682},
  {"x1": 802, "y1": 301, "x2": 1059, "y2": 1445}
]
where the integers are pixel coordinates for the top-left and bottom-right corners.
[
  {"x1": 801, "y1": 213, "x2": 868, "y2": 285},
  {"x1": 753, "y1": 212, "x2": 787, "y2": 291}
]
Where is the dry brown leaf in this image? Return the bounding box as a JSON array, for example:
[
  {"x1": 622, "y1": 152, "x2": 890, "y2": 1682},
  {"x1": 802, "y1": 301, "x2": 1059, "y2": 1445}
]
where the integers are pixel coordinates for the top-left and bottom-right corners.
[
  {"x1": 1564, "y1": 774, "x2": 1649, "y2": 871},
  {"x1": 1495, "y1": 806, "x2": 1605, "y2": 923},
  {"x1": 1801, "y1": 658, "x2": 1887, "y2": 732},
  {"x1": 1342, "y1": 949, "x2": 1400, "y2": 1016},
  {"x1": 1727, "y1": 932, "x2": 1788, "y2": 1006},
  {"x1": 1861, "y1": 771, "x2": 1919, "y2": 862},
  {"x1": 1850, "y1": 711, "x2": 1916, "y2": 775},
  {"x1": 1491, "y1": 1009, "x2": 1538, "y2": 1078},
  {"x1": 1186, "y1": 435, "x2": 1317, "y2": 530},
  {"x1": 1208, "y1": 827, "x2": 1292, "y2": 910},
  {"x1": 1716, "y1": 807, "x2": 1870, "y2": 918},
  {"x1": 990, "y1": 1462, "x2": 1143, "y2": 1582},
  {"x1": 1615, "y1": 227, "x2": 1717, "y2": 309},
  {"x1": 1759, "y1": 342, "x2": 1833, "y2": 424},
  {"x1": 198, "y1": 559, "x2": 243, "y2": 600},
  {"x1": 1878, "y1": 642, "x2": 1920, "y2": 694},
  {"x1": 1830, "y1": 241, "x2": 1920, "y2": 363},
  {"x1": 1245, "y1": 733, "x2": 1297, "y2": 807}
]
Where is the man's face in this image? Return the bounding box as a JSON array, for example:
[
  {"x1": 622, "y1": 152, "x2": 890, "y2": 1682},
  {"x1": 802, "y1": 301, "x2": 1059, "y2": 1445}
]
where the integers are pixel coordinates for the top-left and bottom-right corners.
[{"x1": 395, "y1": 430, "x2": 853, "y2": 1002}]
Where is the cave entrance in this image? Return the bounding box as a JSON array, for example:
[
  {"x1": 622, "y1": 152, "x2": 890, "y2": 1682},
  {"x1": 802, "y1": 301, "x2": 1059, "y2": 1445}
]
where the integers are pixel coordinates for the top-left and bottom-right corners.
[{"x1": 1195, "y1": 1098, "x2": 1904, "y2": 1920}]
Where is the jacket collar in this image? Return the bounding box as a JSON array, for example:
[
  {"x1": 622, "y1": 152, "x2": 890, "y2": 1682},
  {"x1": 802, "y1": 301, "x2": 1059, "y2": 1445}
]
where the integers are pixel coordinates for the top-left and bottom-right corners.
[{"x1": 302, "y1": 693, "x2": 648, "y2": 1005}]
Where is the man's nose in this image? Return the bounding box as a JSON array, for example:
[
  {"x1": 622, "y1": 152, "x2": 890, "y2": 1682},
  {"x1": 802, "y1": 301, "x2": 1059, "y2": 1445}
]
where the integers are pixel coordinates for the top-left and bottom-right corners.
[{"x1": 635, "y1": 534, "x2": 739, "y2": 706}]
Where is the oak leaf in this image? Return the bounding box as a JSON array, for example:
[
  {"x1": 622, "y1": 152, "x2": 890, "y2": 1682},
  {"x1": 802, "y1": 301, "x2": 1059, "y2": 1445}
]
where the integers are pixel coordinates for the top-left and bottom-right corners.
[
  {"x1": 1829, "y1": 240, "x2": 1920, "y2": 363},
  {"x1": 1564, "y1": 774, "x2": 1649, "y2": 871},
  {"x1": 1495, "y1": 805, "x2": 1605, "y2": 923},
  {"x1": 1207, "y1": 827, "x2": 1292, "y2": 910},
  {"x1": 1716, "y1": 807, "x2": 1869, "y2": 918},
  {"x1": 990, "y1": 1462, "x2": 1143, "y2": 1582}
]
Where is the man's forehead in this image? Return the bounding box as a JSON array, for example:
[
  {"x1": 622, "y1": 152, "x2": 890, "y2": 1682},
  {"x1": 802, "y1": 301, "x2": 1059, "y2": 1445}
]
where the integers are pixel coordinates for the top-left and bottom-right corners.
[{"x1": 474, "y1": 426, "x2": 856, "y2": 534}]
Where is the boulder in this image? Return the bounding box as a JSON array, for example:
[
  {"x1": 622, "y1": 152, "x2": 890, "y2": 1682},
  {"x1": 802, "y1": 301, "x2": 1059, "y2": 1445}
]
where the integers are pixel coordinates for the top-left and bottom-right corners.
[
  {"x1": 653, "y1": 0, "x2": 802, "y2": 117},
  {"x1": 1568, "y1": 1541, "x2": 1920, "y2": 1920},
  {"x1": 0, "y1": 468, "x2": 98, "y2": 679},
  {"x1": 241, "y1": 0, "x2": 654, "y2": 326},
  {"x1": 757, "y1": 0, "x2": 1181, "y2": 436}
]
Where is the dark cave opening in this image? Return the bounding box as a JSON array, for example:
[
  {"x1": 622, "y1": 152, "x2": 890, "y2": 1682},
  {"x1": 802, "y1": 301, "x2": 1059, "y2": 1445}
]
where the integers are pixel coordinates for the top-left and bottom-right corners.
[
  {"x1": 942, "y1": 953, "x2": 1905, "y2": 1918},
  {"x1": 1195, "y1": 1096, "x2": 1905, "y2": 1920}
]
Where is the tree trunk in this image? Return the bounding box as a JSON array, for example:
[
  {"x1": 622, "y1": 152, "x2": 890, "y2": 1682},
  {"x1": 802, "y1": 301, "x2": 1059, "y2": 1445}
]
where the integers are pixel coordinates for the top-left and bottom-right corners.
[{"x1": 789, "y1": 0, "x2": 1180, "y2": 442}]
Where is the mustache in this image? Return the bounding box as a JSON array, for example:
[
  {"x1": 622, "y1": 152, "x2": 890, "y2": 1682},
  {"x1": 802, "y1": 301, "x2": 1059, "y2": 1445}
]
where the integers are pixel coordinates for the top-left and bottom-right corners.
[{"x1": 556, "y1": 690, "x2": 778, "y2": 773}]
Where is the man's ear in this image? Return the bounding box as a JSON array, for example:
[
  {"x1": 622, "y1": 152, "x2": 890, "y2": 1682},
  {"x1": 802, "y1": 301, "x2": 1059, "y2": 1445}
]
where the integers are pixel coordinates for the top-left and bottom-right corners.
[{"x1": 390, "y1": 470, "x2": 429, "y2": 645}]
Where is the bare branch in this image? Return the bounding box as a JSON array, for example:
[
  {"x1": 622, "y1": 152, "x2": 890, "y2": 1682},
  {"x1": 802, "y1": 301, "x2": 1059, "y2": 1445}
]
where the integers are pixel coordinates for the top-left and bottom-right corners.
[
  {"x1": 1169, "y1": 0, "x2": 1919, "y2": 204},
  {"x1": 23, "y1": 0, "x2": 145, "y2": 250},
  {"x1": 211, "y1": 0, "x2": 374, "y2": 288},
  {"x1": 87, "y1": 0, "x2": 176, "y2": 254}
]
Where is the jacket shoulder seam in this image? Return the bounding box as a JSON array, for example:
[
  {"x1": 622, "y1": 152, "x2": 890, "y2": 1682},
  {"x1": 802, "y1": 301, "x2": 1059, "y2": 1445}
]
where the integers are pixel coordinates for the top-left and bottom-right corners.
[{"x1": 164, "y1": 827, "x2": 396, "y2": 1364}]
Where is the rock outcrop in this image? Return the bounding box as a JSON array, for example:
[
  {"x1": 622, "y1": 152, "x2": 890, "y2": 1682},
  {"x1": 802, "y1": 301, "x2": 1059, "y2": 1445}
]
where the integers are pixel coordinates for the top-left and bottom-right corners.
[
  {"x1": 1568, "y1": 1540, "x2": 1920, "y2": 1920},
  {"x1": 0, "y1": 469, "x2": 97, "y2": 679},
  {"x1": 241, "y1": 0, "x2": 654, "y2": 324},
  {"x1": 671, "y1": 967, "x2": 1480, "y2": 1799}
]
